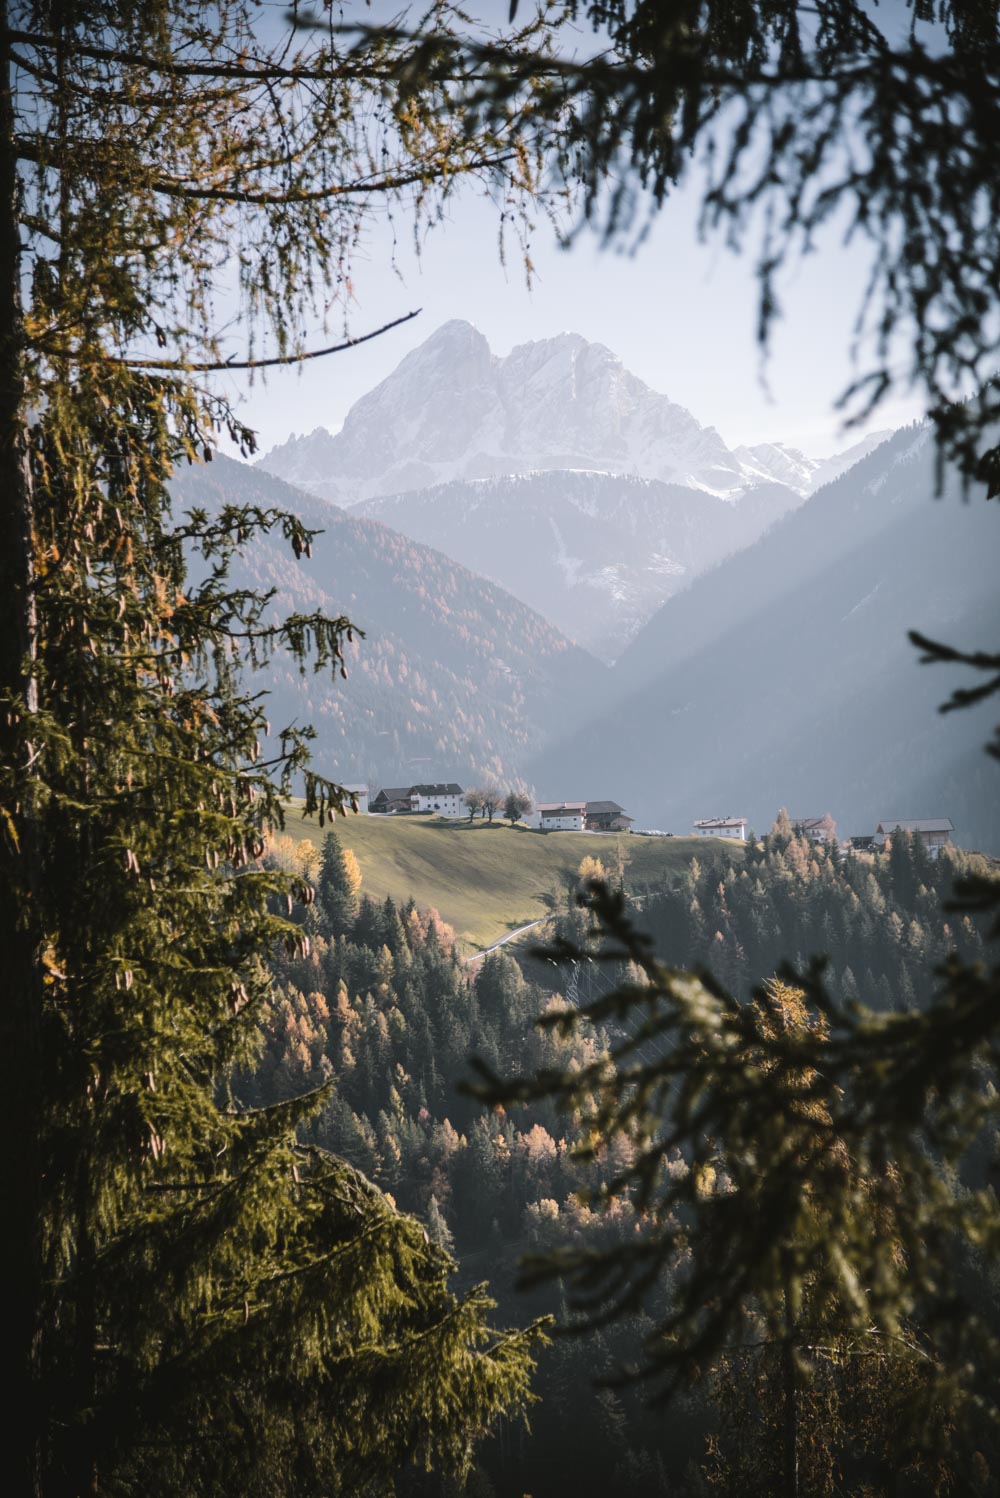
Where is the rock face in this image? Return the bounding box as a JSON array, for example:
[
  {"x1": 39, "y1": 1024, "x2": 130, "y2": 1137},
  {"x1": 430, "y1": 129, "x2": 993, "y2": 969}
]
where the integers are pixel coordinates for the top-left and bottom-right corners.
[
  {"x1": 733, "y1": 432, "x2": 895, "y2": 493},
  {"x1": 259, "y1": 320, "x2": 767, "y2": 503}
]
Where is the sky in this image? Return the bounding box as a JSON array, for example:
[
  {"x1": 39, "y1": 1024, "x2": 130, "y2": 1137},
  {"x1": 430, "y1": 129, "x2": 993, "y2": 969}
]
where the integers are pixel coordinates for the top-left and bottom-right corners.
[{"x1": 223, "y1": 3, "x2": 927, "y2": 463}]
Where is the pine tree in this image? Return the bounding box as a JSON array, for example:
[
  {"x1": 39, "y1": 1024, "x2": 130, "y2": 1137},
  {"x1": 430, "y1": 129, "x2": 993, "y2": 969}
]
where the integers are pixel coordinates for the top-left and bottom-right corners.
[
  {"x1": 0, "y1": 5, "x2": 552, "y2": 1490},
  {"x1": 317, "y1": 829, "x2": 361, "y2": 935},
  {"x1": 478, "y1": 860, "x2": 998, "y2": 1480},
  {"x1": 695, "y1": 983, "x2": 944, "y2": 1497},
  {"x1": 426, "y1": 1192, "x2": 456, "y2": 1253}
]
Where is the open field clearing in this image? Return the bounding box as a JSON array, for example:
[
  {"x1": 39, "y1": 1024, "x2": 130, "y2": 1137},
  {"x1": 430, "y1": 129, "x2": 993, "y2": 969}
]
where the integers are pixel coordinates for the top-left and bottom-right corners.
[{"x1": 279, "y1": 805, "x2": 743, "y2": 953}]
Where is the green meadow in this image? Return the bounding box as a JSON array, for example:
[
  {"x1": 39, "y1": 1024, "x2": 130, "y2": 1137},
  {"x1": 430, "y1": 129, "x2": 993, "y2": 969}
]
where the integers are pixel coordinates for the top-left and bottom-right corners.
[{"x1": 279, "y1": 805, "x2": 743, "y2": 954}]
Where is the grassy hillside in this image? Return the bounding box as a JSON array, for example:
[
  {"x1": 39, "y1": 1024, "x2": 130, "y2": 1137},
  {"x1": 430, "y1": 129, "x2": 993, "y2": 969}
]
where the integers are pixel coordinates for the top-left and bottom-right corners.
[{"x1": 279, "y1": 806, "x2": 741, "y2": 954}]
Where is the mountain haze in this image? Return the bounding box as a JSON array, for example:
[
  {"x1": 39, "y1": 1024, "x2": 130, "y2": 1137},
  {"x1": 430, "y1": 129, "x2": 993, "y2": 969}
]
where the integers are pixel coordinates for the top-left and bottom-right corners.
[
  {"x1": 171, "y1": 457, "x2": 605, "y2": 789},
  {"x1": 359, "y1": 470, "x2": 803, "y2": 661},
  {"x1": 733, "y1": 430, "x2": 894, "y2": 493},
  {"x1": 527, "y1": 426, "x2": 1000, "y2": 850}
]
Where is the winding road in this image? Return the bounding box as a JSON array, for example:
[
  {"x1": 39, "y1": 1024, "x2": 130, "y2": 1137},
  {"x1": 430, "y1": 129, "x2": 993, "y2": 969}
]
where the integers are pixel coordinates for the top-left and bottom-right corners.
[{"x1": 461, "y1": 917, "x2": 549, "y2": 965}]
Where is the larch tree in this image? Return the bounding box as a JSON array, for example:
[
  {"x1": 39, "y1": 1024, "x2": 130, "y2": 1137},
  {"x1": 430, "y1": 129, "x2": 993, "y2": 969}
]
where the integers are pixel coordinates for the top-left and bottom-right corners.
[
  {"x1": 475, "y1": 863, "x2": 999, "y2": 1483},
  {"x1": 694, "y1": 982, "x2": 951, "y2": 1497},
  {"x1": 0, "y1": 3, "x2": 556, "y2": 1493}
]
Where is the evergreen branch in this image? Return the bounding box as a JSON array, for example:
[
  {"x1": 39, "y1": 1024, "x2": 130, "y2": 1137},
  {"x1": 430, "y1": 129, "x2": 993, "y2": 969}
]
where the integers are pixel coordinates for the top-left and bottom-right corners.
[
  {"x1": 909, "y1": 629, "x2": 1000, "y2": 712},
  {"x1": 4, "y1": 26, "x2": 541, "y2": 86}
]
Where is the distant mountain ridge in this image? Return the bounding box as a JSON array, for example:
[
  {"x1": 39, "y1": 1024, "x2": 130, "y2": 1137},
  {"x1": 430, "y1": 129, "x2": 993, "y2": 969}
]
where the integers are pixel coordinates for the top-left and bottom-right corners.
[
  {"x1": 257, "y1": 320, "x2": 877, "y2": 505},
  {"x1": 358, "y1": 469, "x2": 804, "y2": 661},
  {"x1": 526, "y1": 424, "x2": 1000, "y2": 851},
  {"x1": 733, "y1": 431, "x2": 893, "y2": 492},
  {"x1": 170, "y1": 456, "x2": 605, "y2": 789}
]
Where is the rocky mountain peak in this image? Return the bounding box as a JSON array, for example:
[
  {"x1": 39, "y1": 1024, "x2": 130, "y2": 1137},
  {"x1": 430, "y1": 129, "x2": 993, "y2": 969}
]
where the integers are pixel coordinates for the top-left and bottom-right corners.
[
  {"x1": 256, "y1": 321, "x2": 755, "y2": 504},
  {"x1": 255, "y1": 321, "x2": 892, "y2": 508}
]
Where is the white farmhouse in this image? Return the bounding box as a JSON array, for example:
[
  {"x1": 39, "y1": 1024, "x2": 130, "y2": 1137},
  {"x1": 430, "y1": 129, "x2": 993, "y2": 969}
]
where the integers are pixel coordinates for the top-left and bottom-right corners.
[
  {"x1": 693, "y1": 816, "x2": 748, "y2": 841},
  {"x1": 340, "y1": 783, "x2": 370, "y2": 815},
  {"x1": 535, "y1": 801, "x2": 587, "y2": 832},
  {"x1": 409, "y1": 782, "x2": 466, "y2": 818}
]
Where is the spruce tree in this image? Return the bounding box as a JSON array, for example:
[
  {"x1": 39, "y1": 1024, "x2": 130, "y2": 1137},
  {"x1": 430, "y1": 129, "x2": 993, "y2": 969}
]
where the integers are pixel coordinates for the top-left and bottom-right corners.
[
  {"x1": 0, "y1": 5, "x2": 552, "y2": 1490},
  {"x1": 317, "y1": 829, "x2": 361, "y2": 936}
]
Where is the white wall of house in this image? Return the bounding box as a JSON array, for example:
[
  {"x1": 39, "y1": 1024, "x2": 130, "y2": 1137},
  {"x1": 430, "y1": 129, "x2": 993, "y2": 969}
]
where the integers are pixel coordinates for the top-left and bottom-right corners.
[
  {"x1": 411, "y1": 791, "x2": 465, "y2": 818},
  {"x1": 694, "y1": 821, "x2": 747, "y2": 840},
  {"x1": 793, "y1": 819, "x2": 835, "y2": 843},
  {"x1": 540, "y1": 811, "x2": 586, "y2": 832}
]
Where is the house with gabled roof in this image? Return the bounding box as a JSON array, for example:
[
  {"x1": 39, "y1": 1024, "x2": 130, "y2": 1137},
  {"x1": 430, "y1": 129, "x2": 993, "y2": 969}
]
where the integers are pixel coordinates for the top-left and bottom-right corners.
[
  {"x1": 410, "y1": 783, "x2": 465, "y2": 817},
  {"x1": 534, "y1": 801, "x2": 587, "y2": 832},
  {"x1": 340, "y1": 782, "x2": 370, "y2": 815},
  {"x1": 585, "y1": 800, "x2": 633, "y2": 832},
  {"x1": 370, "y1": 786, "x2": 414, "y2": 814},
  {"x1": 693, "y1": 816, "x2": 748, "y2": 841},
  {"x1": 792, "y1": 814, "x2": 836, "y2": 844},
  {"x1": 370, "y1": 782, "x2": 467, "y2": 817}
]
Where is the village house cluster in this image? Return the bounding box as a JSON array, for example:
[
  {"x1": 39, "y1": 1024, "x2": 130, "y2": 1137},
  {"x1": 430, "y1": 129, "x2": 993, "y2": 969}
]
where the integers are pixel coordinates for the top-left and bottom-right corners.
[
  {"x1": 352, "y1": 783, "x2": 955, "y2": 856},
  {"x1": 359, "y1": 781, "x2": 634, "y2": 831},
  {"x1": 367, "y1": 783, "x2": 465, "y2": 816},
  {"x1": 693, "y1": 812, "x2": 956, "y2": 859}
]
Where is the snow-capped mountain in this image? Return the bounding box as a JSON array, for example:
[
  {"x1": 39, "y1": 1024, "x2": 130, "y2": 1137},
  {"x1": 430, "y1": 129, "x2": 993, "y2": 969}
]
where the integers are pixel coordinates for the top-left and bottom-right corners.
[
  {"x1": 733, "y1": 431, "x2": 894, "y2": 493},
  {"x1": 358, "y1": 470, "x2": 802, "y2": 661},
  {"x1": 259, "y1": 321, "x2": 774, "y2": 503},
  {"x1": 256, "y1": 319, "x2": 895, "y2": 657}
]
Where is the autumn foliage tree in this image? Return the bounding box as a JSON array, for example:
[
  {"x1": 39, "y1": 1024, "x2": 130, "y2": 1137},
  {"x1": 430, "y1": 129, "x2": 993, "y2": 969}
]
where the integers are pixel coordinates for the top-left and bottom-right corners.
[
  {"x1": 464, "y1": 788, "x2": 485, "y2": 821},
  {"x1": 0, "y1": 3, "x2": 554, "y2": 1491}
]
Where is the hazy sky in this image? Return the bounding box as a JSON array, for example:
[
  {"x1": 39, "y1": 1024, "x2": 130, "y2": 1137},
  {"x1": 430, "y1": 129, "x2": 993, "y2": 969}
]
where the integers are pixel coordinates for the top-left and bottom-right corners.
[{"x1": 225, "y1": 4, "x2": 926, "y2": 462}]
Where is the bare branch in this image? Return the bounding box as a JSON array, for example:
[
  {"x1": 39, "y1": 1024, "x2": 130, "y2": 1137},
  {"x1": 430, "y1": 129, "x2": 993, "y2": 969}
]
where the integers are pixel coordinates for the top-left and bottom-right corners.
[{"x1": 116, "y1": 309, "x2": 421, "y2": 372}]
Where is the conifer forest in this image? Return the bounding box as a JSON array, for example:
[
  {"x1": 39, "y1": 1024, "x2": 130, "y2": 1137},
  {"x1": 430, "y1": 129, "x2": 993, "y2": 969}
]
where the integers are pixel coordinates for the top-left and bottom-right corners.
[{"x1": 2, "y1": 3, "x2": 999, "y2": 1495}]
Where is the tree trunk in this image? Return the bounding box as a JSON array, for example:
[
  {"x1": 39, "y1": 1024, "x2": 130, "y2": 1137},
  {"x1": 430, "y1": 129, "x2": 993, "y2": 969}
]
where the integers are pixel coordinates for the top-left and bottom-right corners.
[
  {"x1": 780, "y1": 1334, "x2": 799, "y2": 1498},
  {"x1": 0, "y1": 10, "x2": 44, "y2": 1494}
]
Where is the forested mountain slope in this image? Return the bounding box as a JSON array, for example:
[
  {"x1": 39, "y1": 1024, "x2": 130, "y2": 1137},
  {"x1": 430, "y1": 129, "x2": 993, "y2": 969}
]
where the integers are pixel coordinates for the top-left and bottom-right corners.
[
  {"x1": 253, "y1": 821, "x2": 991, "y2": 1496},
  {"x1": 527, "y1": 425, "x2": 1000, "y2": 848},
  {"x1": 358, "y1": 469, "x2": 802, "y2": 660},
  {"x1": 170, "y1": 457, "x2": 605, "y2": 788}
]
